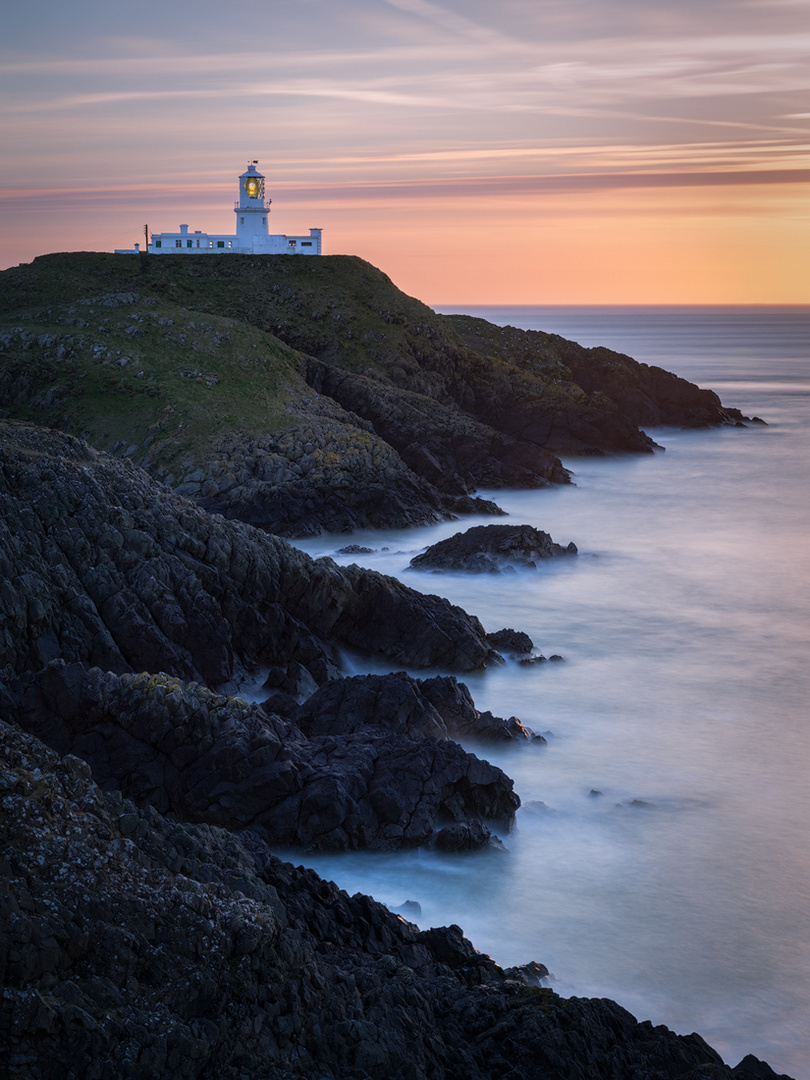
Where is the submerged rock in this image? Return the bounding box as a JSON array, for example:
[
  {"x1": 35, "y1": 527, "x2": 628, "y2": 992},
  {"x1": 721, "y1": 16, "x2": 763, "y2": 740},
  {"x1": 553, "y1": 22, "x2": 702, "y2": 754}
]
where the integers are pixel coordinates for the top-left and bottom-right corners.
[
  {"x1": 434, "y1": 820, "x2": 506, "y2": 853},
  {"x1": 411, "y1": 523, "x2": 578, "y2": 573}
]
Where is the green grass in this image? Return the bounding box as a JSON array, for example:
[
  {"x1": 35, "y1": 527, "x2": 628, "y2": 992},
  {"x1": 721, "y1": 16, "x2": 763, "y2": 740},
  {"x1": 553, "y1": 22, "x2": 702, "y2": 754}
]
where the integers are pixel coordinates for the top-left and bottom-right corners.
[{"x1": 0, "y1": 256, "x2": 315, "y2": 474}]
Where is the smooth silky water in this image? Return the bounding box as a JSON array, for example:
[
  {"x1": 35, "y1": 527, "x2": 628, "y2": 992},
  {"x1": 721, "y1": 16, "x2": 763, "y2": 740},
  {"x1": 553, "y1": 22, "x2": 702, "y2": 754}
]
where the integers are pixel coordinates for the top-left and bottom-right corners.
[{"x1": 286, "y1": 307, "x2": 810, "y2": 1077}]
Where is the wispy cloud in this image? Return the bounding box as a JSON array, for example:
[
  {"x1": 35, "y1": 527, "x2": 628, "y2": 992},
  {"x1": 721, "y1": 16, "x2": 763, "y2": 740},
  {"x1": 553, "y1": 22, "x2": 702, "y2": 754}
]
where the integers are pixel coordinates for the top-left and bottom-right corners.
[
  {"x1": 2, "y1": 0, "x2": 809, "y2": 294},
  {"x1": 380, "y1": 0, "x2": 516, "y2": 49}
]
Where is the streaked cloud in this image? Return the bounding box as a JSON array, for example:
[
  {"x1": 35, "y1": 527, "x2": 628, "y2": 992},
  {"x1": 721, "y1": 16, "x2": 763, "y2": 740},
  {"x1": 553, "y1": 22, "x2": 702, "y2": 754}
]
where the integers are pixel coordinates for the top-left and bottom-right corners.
[{"x1": 1, "y1": 0, "x2": 808, "y2": 298}]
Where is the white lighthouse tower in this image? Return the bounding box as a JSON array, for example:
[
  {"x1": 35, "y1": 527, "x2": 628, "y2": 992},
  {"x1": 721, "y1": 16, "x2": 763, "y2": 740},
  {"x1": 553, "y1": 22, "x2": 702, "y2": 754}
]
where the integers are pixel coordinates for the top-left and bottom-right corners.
[
  {"x1": 236, "y1": 162, "x2": 270, "y2": 248},
  {"x1": 134, "y1": 162, "x2": 323, "y2": 256}
]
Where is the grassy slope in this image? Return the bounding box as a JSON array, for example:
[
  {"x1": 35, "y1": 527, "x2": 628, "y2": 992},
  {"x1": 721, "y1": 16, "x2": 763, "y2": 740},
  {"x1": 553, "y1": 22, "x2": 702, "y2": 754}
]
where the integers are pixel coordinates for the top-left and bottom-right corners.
[
  {"x1": 0, "y1": 253, "x2": 315, "y2": 475},
  {"x1": 0, "y1": 251, "x2": 734, "y2": 494},
  {"x1": 0, "y1": 251, "x2": 576, "y2": 478}
]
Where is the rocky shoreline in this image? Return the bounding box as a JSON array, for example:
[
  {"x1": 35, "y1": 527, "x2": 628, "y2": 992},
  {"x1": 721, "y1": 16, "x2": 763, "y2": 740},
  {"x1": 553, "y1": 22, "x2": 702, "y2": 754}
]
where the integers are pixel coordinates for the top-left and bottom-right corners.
[
  {"x1": 0, "y1": 419, "x2": 793, "y2": 1079},
  {"x1": 0, "y1": 254, "x2": 788, "y2": 1078}
]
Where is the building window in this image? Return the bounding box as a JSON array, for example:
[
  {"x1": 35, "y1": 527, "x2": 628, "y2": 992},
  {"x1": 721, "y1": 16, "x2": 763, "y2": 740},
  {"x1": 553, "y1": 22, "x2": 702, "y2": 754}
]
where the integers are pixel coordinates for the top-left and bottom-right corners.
[
  {"x1": 217, "y1": 241, "x2": 225, "y2": 248},
  {"x1": 155, "y1": 240, "x2": 162, "y2": 248},
  {"x1": 228, "y1": 241, "x2": 233, "y2": 248},
  {"x1": 175, "y1": 240, "x2": 182, "y2": 248},
  {"x1": 288, "y1": 240, "x2": 296, "y2": 246},
  {"x1": 262, "y1": 217, "x2": 266, "y2": 224},
  {"x1": 240, "y1": 217, "x2": 244, "y2": 225},
  {"x1": 301, "y1": 241, "x2": 312, "y2": 247},
  {"x1": 187, "y1": 240, "x2": 193, "y2": 248}
]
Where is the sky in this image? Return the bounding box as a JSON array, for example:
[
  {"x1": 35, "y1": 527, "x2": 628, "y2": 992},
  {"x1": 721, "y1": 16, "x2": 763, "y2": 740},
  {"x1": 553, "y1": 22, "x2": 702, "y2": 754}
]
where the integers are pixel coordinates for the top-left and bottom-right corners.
[{"x1": 1, "y1": 0, "x2": 809, "y2": 303}]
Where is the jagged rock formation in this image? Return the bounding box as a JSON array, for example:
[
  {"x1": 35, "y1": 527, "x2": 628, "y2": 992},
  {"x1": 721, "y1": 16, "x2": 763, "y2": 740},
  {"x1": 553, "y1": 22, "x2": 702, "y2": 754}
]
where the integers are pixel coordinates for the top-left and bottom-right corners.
[
  {"x1": 0, "y1": 718, "x2": 794, "y2": 1080},
  {"x1": 0, "y1": 421, "x2": 498, "y2": 687},
  {"x1": 411, "y1": 523, "x2": 578, "y2": 573},
  {"x1": 0, "y1": 254, "x2": 786, "y2": 1077},
  {"x1": 1, "y1": 421, "x2": 521, "y2": 853},
  {"x1": 14, "y1": 663, "x2": 518, "y2": 852},
  {"x1": 292, "y1": 671, "x2": 537, "y2": 743},
  {"x1": 487, "y1": 627, "x2": 535, "y2": 654},
  {"x1": 0, "y1": 252, "x2": 753, "y2": 536}
]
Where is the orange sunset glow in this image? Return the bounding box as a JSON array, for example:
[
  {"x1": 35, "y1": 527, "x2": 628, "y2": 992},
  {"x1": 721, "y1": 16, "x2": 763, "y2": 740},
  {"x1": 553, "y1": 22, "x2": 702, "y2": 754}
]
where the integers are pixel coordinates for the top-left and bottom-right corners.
[{"x1": 2, "y1": 0, "x2": 809, "y2": 303}]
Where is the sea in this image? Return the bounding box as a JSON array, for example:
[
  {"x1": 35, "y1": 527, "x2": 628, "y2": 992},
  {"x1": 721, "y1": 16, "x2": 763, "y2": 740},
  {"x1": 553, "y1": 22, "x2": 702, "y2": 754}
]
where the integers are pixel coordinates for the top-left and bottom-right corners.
[{"x1": 288, "y1": 306, "x2": 810, "y2": 1078}]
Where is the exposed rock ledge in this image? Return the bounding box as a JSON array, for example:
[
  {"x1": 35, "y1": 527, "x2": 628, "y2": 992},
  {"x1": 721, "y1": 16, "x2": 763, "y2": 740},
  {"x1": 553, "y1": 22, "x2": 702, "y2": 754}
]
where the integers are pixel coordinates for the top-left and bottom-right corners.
[{"x1": 15, "y1": 662, "x2": 518, "y2": 853}]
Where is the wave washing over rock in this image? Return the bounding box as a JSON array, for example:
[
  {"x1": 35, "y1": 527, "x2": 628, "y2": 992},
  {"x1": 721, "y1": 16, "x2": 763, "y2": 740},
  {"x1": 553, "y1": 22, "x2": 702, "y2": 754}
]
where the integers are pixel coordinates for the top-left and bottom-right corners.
[{"x1": 0, "y1": 253, "x2": 789, "y2": 1078}]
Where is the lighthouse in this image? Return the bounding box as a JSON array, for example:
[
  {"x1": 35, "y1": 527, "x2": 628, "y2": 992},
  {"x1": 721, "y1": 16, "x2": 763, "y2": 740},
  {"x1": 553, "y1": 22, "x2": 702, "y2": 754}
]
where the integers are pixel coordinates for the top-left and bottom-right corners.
[
  {"x1": 126, "y1": 162, "x2": 323, "y2": 256},
  {"x1": 235, "y1": 162, "x2": 270, "y2": 247}
]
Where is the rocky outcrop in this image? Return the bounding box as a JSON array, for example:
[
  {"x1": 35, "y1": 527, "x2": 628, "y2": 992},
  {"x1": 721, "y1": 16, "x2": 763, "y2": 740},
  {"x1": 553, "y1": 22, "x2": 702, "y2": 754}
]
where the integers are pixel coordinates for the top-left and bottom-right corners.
[
  {"x1": 411, "y1": 524, "x2": 578, "y2": 573},
  {"x1": 487, "y1": 627, "x2": 535, "y2": 654},
  {"x1": 0, "y1": 420, "x2": 499, "y2": 686},
  {"x1": 304, "y1": 357, "x2": 568, "y2": 494},
  {"x1": 294, "y1": 671, "x2": 537, "y2": 743},
  {"x1": 1, "y1": 718, "x2": 793, "y2": 1080},
  {"x1": 447, "y1": 313, "x2": 753, "y2": 439},
  {"x1": 14, "y1": 662, "x2": 518, "y2": 852}
]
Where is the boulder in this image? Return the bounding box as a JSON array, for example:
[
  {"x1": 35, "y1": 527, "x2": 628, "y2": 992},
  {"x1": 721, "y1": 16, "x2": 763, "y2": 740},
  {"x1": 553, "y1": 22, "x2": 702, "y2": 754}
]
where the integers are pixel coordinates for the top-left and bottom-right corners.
[
  {"x1": 411, "y1": 524, "x2": 577, "y2": 573},
  {"x1": 434, "y1": 820, "x2": 504, "y2": 853},
  {"x1": 487, "y1": 627, "x2": 535, "y2": 653}
]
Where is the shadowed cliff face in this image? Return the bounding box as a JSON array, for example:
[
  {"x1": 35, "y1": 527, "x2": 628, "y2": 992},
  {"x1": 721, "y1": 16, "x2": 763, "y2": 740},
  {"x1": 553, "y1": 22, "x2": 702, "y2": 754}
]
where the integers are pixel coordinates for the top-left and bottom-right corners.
[{"x1": 0, "y1": 253, "x2": 749, "y2": 536}]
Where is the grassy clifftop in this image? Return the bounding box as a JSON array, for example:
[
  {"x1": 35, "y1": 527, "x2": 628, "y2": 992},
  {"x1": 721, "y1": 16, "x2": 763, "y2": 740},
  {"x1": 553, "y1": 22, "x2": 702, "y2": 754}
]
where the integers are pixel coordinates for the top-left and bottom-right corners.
[{"x1": 0, "y1": 252, "x2": 744, "y2": 535}]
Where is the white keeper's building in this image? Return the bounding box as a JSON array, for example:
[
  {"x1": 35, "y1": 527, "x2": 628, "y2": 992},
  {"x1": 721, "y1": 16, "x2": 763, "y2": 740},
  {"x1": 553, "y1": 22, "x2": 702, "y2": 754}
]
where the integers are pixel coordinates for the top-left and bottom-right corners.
[{"x1": 116, "y1": 163, "x2": 322, "y2": 256}]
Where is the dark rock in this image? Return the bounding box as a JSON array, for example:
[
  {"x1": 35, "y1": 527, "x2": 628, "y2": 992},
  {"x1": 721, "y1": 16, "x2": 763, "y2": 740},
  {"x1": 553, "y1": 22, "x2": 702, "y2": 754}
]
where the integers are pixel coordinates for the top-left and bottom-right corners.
[
  {"x1": 337, "y1": 544, "x2": 376, "y2": 554},
  {"x1": 0, "y1": 718, "x2": 793, "y2": 1080},
  {"x1": 434, "y1": 820, "x2": 504, "y2": 853},
  {"x1": 14, "y1": 662, "x2": 519, "y2": 853},
  {"x1": 732, "y1": 1053, "x2": 794, "y2": 1079},
  {"x1": 0, "y1": 421, "x2": 498, "y2": 682},
  {"x1": 503, "y1": 960, "x2": 551, "y2": 986},
  {"x1": 296, "y1": 672, "x2": 449, "y2": 740},
  {"x1": 487, "y1": 627, "x2": 534, "y2": 653},
  {"x1": 259, "y1": 690, "x2": 300, "y2": 719},
  {"x1": 296, "y1": 672, "x2": 537, "y2": 744},
  {"x1": 411, "y1": 524, "x2": 578, "y2": 573}
]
